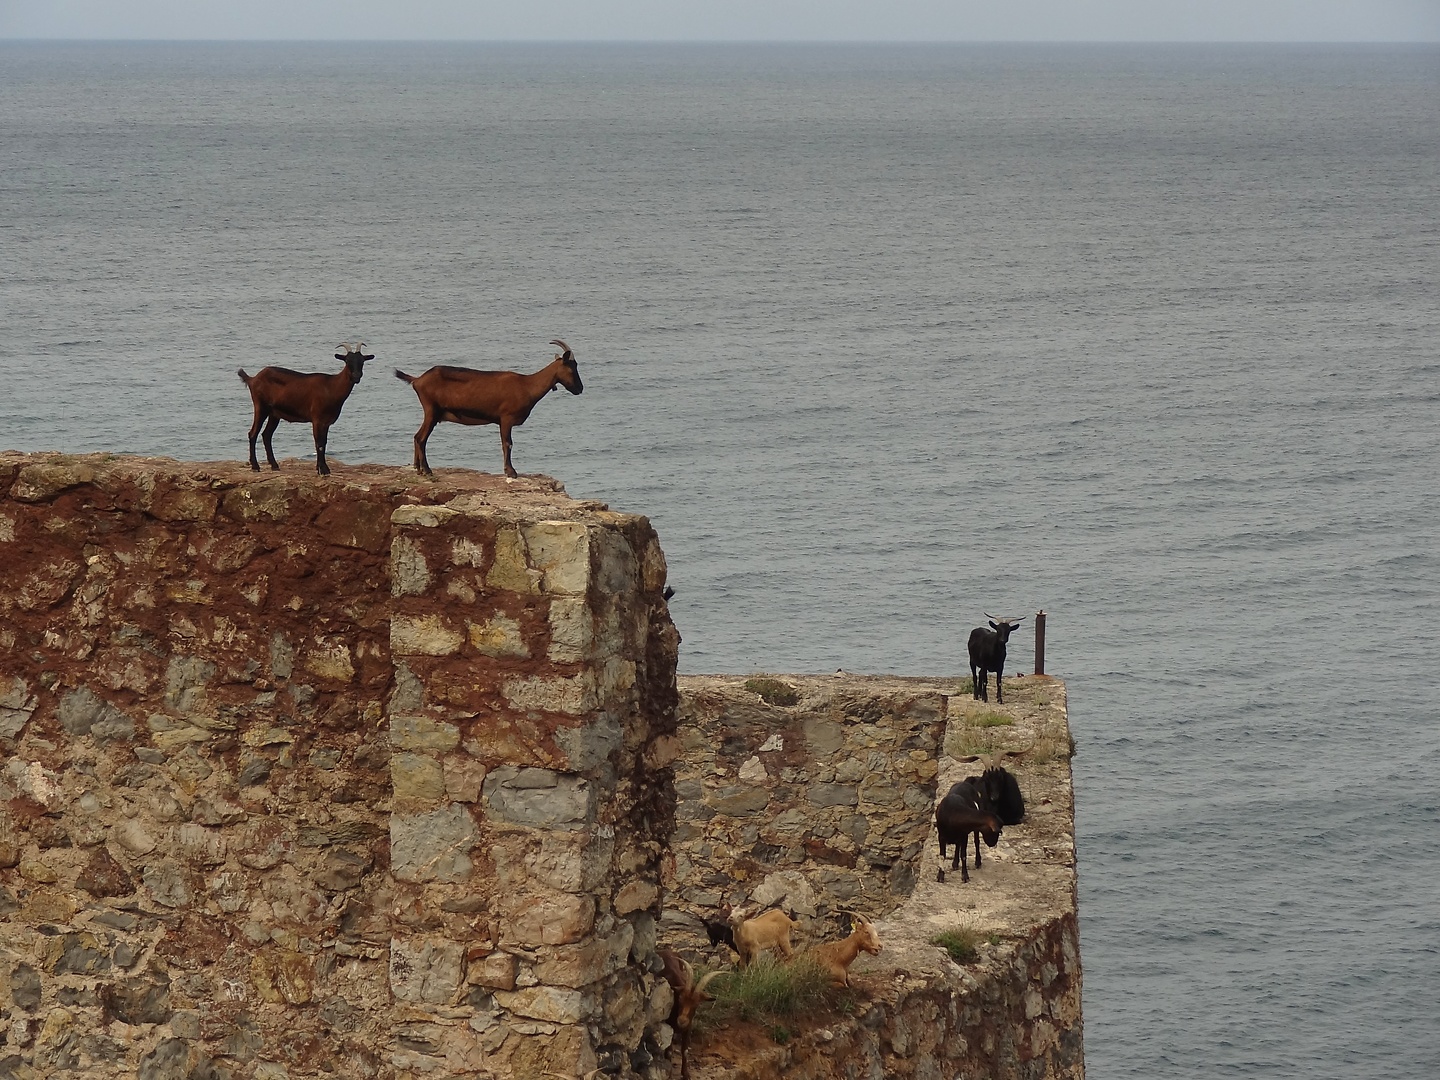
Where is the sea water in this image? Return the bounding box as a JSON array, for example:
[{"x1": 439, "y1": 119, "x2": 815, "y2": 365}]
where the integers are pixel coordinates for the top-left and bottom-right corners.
[{"x1": 2, "y1": 41, "x2": 1438, "y2": 1077}]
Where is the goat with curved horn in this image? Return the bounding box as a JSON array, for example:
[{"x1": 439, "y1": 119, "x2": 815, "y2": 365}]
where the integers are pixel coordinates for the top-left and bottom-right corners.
[{"x1": 395, "y1": 338, "x2": 583, "y2": 478}]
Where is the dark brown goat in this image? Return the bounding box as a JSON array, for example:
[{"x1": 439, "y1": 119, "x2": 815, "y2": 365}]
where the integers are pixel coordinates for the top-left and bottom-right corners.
[
  {"x1": 394, "y1": 339, "x2": 583, "y2": 478},
  {"x1": 238, "y1": 342, "x2": 372, "y2": 476},
  {"x1": 935, "y1": 779, "x2": 1003, "y2": 883},
  {"x1": 658, "y1": 948, "x2": 723, "y2": 1080}
]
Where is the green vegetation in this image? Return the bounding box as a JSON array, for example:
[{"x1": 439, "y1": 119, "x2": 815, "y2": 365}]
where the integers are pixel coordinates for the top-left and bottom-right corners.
[
  {"x1": 744, "y1": 676, "x2": 800, "y2": 707},
  {"x1": 931, "y1": 926, "x2": 1000, "y2": 964},
  {"x1": 971, "y1": 711, "x2": 1014, "y2": 729},
  {"x1": 702, "y1": 955, "x2": 836, "y2": 1024}
]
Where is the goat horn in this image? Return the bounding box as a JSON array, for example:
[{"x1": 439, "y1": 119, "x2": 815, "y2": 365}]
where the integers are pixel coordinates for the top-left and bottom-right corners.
[
  {"x1": 550, "y1": 339, "x2": 571, "y2": 352},
  {"x1": 694, "y1": 970, "x2": 726, "y2": 993}
]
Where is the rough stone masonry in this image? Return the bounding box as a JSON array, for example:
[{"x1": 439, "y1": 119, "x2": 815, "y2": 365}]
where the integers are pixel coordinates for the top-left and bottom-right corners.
[{"x1": 0, "y1": 453, "x2": 682, "y2": 1079}]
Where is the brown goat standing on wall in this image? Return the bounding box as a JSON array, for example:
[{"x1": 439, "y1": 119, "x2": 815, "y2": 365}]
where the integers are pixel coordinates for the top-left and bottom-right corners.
[
  {"x1": 238, "y1": 342, "x2": 372, "y2": 476},
  {"x1": 394, "y1": 339, "x2": 583, "y2": 478}
]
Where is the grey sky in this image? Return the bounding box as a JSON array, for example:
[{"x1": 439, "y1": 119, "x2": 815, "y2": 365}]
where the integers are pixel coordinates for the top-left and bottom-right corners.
[{"x1": 4, "y1": 1, "x2": 1438, "y2": 42}]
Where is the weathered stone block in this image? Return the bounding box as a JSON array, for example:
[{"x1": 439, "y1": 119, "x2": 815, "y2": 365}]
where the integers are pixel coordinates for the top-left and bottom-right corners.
[
  {"x1": 391, "y1": 938, "x2": 465, "y2": 1004},
  {"x1": 468, "y1": 614, "x2": 529, "y2": 658},
  {"x1": 494, "y1": 985, "x2": 590, "y2": 1025},
  {"x1": 390, "y1": 534, "x2": 432, "y2": 596},
  {"x1": 547, "y1": 597, "x2": 592, "y2": 662},
  {"x1": 503, "y1": 892, "x2": 595, "y2": 947},
  {"x1": 391, "y1": 803, "x2": 480, "y2": 882},
  {"x1": 483, "y1": 768, "x2": 592, "y2": 831},
  {"x1": 391, "y1": 614, "x2": 464, "y2": 657},
  {"x1": 392, "y1": 752, "x2": 446, "y2": 801},
  {"x1": 521, "y1": 522, "x2": 590, "y2": 595},
  {"x1": 503, "y1": 673, "x2": 597, "y2": 715}
]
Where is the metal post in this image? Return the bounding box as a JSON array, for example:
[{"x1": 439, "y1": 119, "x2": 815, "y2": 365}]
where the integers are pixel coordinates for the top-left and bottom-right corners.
[{"x1": 1034, "y1": 609, "x2": 1047, "y2": 675}]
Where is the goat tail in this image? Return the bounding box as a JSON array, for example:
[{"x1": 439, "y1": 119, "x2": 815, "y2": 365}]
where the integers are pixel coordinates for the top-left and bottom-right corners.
[
  {"x1": 394, "y1": 369, "x2": 415, "y2": 384},
  {"x1": 237, "y1": 368, "x2": 251, "y2": 384}
]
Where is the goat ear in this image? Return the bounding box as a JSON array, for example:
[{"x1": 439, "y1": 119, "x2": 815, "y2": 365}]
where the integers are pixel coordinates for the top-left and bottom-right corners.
[
  {"x1": 335, "y1": 353, "x2": 346, "y2": 360},
  {"x1": 989, "y1": 620, "x2": 1000, "y2": 630}
]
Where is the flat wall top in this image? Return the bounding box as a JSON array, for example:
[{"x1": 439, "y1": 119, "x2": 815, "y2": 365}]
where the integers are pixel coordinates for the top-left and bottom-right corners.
[{"x1": 0, "y1": 452, "x2": 636, "y2": 527}]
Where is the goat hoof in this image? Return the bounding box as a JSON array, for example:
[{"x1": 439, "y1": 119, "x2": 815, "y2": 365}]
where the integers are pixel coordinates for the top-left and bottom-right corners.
[{"x1": 936, "y1": 870, "x2": 945, "y2": 883}]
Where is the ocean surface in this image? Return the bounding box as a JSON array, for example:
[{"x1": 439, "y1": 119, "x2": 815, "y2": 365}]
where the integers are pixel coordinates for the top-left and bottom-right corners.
[{"x1": 2, "y1": 41, "x2": 1437, "y2": 1077}]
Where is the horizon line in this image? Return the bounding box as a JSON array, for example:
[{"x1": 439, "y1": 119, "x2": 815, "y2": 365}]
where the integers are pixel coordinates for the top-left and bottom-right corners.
[{"x1": 3, "y1": 37, "x2": 1438, "y2": 46}]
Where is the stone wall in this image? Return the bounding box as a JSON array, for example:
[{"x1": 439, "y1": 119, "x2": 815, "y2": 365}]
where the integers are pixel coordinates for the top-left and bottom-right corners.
[
  {"x1": 0, "y1": 453, "x2": 680, "y2": 1080},
  {"x1": 666, "y1": 675, "x2": 1083, "y2": 1080},
  {"x1": 664, "y1": 679, "x2": 946, "y2": 925}
]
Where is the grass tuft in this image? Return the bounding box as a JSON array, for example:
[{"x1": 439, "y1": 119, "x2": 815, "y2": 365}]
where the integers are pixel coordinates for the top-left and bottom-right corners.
[
  {"x1": 932, "y1": 926, "x2": 1001, "y2": 964},
  {"x1": 744, "y1": 676, "x2": 800, "y2": 707},
  {"x1": 971, "y1": 711, "x2": 1014, "y2": 729},
  {"x1": 704, "y1": 955, "x2": 836, "y2": 1023}
]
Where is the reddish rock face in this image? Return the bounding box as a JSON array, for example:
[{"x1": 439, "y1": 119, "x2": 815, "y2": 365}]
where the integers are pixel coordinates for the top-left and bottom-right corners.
[{"x1": 0, "y1": 453, "x2": 679, "y2": 1079}]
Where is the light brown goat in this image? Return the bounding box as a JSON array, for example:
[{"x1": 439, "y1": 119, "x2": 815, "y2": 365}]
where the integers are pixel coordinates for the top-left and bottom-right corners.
[
  {"x1": 394, "y1": 339, "x2": 583, "y2": 478},
  {"x1": 658, "y1": 948, "x2": 723, "y2": 1080},
  {"x1": 811, "y1": 911, "x2": 882, "y2": 987},
  {"x1": 734, "y1": 908, "x2": 800, "y2": 968},
  {"x1": 238, "y1": 342, "x2": 372, "y2": 476}
]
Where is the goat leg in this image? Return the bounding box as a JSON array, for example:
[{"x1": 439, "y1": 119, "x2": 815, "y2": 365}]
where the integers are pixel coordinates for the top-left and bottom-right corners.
[
  {"x1": 247, "y1": 405, "x2": 267, "y2": 471},
  {"x1": 413, "y1": 412, "x2": 437, "y2": 477},
  {"x1": 995, "y1": 664, "x2": 1004, "y2": 704},
  {"x1": 972, "y1": 829, "x2": 983, "y2": 869},
  {"x1": 261, "y1": 415, "x2": 281, "y2": 471},
  {"x1": 500, "y1": 419, "x2": 518, "y2": 478},
  {"x1": 313, "y1": 421, "x2": 329, "y2": 476}
]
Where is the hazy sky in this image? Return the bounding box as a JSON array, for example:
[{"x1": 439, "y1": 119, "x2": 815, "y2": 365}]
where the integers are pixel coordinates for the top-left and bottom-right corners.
[{"x1": 3, "y1": 1, "x2": 1439, "y2": 42}]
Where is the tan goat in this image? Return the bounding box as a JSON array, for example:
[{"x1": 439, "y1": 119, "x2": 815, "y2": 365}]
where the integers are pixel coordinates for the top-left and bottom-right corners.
[
  {"x1": 811, "y1": 911, "x2": 882, "y2": 987},
  {"x1": 734, "y1": 908, "x2": 800, "y2": 968}
]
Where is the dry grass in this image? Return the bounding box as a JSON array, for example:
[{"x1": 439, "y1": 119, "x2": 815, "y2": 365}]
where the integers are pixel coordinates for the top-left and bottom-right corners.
[{"x1": 743, "y1": 676, "x2": 800, "y2": 707}]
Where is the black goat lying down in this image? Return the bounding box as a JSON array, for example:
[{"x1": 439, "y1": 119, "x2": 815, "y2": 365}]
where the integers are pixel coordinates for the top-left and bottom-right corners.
[
  {"x1": 935, "y1": 779, "x2": 1003, "y2": 883},
  {"x1": 969, "y1": 764, "x2": 1025, "y2": 826}
]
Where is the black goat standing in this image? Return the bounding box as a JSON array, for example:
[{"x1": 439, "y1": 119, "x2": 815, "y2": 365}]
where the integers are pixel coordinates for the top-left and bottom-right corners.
[
  {"x1": 968, "y1": 764, "x2": 1025, "y2": 826},
  {"x1": 935, "y1": 779, "x2": 1003, "y2": 883},
  {"x1": 968, "y1": 613, "x2": 1025, "y2": 704}
]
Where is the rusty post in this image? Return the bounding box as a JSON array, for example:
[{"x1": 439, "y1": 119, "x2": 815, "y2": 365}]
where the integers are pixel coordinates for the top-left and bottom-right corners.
[{"x1": 1034, "y1": 609, "x2": 1047, "y2": 675}]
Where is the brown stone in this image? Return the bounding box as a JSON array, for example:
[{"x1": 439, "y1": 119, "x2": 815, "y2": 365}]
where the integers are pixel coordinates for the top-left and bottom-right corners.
[{"x1": 76, "y1": 846, "x2": 135, "y2": 897}]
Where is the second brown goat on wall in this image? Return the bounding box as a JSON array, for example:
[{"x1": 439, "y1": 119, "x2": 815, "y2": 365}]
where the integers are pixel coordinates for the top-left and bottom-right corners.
[
  {"x1": 238, "y1": 342, "x2": 372, "y2": 476},
  {"x1": 394, "y1": 339, "x2": 583, "y2": 478}
]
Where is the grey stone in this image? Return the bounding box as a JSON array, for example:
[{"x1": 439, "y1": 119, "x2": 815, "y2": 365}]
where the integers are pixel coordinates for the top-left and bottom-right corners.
[
  {"x1": 101, "y1": 975, "x2": 172, "y2": 1025},
  {"x1": 10, "y1": 963, "x2": 41, "y2": 1010},
  {"x1": 53, "y1": 934, "x2": 110, "y2": 975},
  {"x1": 171, "y1": 1011, "x2": 202, "y2": 1039},
  {"x1": 390, "y1": 804, "x2": 479, "y2": 883},
  {"x1": 137, "y1": 1037, "x2": 208, "y2": 1080},
  {"x1": 483, "y1": 767, "x2": 592, "y2": 831},
  {"x1": 237, "y1": 756, "x2": 273, "y2": 787},
  {"x1": 269, "y1": 634, "x2": 294, "y2": 679},
  {"x1": 315, "y1": 849, "x2": 373, "y2": 892},
  {"x1": 707, "y1": 788, "x2": 771, "y2": 815},
  {"x1": 390, "y1": 535, "x2": 432, "y2": 596},
  {"x1": 390, "y1": 938, "x2": 465, "y2": 1004},
  {"x1": 807, "y1": 783, "x2": 859, "y2": 808},
  {"x1": 554, "y1": 713, "x2": 622, "y2": 773},
  {"x1": 57, "y1": 687, "x2": 126, "y2": 738},
  {"x1": 143, "y1": 859, "x2": 193, "y2": 908}
]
